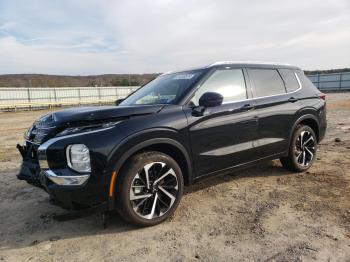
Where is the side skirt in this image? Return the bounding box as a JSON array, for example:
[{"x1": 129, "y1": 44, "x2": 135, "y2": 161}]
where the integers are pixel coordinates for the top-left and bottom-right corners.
[{"x1": 193, "y1": 151, "x2": 287, "y2": 183}]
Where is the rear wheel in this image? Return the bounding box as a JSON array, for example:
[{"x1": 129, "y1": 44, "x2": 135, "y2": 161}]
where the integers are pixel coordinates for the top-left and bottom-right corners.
[
  {"x1": 280, "y1": 125, "x2": 317, "y2": 172},
  {"x1": 116, "y1": 151, "x2": 184, "y2": 226}
]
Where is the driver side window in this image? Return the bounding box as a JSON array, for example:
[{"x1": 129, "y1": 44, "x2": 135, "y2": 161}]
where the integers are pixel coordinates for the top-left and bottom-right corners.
[{"x1": 190, "y1": 68, "x2": 247, "y2": 106}]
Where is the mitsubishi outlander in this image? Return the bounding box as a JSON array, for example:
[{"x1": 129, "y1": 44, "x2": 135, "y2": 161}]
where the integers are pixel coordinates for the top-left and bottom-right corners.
[{"x1": 17, "y1": 62, "x2": 327, "y2": 226}]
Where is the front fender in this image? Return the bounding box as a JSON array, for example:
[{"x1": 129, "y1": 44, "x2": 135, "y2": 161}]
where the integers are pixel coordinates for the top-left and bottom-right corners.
[
  {"x1": 105, "y1": 128, "x2": 192, "y2": 209},
  {"x1": 108, "y1": 128, "x2": 191, "y2": 171}
]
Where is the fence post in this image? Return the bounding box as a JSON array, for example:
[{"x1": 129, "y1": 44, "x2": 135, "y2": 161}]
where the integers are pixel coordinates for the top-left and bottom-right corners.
[
  {"x1": 98, "y1": 88, "x2": 101, "y2": 105},
  {"x1": 54, "y1": 88, "x2": 57, "y2": 102},
  {"x1": 27, "y1": 88, "x2": 31, "y2": 110},
  {"x1": 78, "y1": 87, "x2": 81, "y2": 106},
  {"x1": 339, "y1": 72, "x2": 342, "y2": 89},
  {"x1": 27, "y1": 88, "x2": 31, "y2": 103}
]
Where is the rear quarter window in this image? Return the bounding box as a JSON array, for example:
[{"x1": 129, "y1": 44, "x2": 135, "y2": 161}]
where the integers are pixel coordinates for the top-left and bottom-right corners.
[
  {"x1": 248, "y1": 68, "x2": 286, "y2": 97},
  {"x1": 296, "y1": 70, "x2": 319, "y2": 92},
  {"x1": 278, "y1": 69, "x2": 300, "y2": 92}
]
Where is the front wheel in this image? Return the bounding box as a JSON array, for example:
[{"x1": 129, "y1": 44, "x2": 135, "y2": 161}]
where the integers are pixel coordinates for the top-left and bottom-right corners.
[
  {"x1": 116, "y1": 151, "x2": 184, "y2": 226},
  {"x1": 280, "y1": 125, "x2": 317, "y2": 172}
]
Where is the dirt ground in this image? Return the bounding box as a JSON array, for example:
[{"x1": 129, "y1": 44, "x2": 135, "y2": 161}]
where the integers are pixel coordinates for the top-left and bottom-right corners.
[{"x1": 0, "y1": 93, "x2": 349, "y2": 262}]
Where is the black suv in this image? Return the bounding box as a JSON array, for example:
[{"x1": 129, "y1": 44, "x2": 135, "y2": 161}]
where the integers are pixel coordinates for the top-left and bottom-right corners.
[{"x1": 17, "y1": 62, "x2": 326, "y2": 226}]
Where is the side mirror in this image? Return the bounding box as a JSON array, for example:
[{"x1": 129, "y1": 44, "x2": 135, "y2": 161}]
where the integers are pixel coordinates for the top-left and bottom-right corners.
[
  {"x1": 199, "y1": 92, "x2": 223, "y2": 107},
  {"x1": 115, "y1": 98, "x2": 124, "y2": 105}
]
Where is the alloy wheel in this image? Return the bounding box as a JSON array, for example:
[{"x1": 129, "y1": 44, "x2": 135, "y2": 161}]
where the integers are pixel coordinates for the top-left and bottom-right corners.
[
  {"x1": 294, "y1": 130, "x2": 315, "y2": 167},
  {"x1": 129, "y1": 162, "x2": 179, "y2": 219}
]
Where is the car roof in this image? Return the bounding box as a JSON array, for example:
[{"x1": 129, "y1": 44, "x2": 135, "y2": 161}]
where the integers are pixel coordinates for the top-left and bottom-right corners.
[{"x1": 162, "y1": 61, "x2": 301, "y2": 75}]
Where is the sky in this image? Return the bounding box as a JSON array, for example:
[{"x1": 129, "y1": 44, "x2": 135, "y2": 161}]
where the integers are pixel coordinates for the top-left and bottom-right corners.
[{"x1": 0, "y1": 0, "x2": 349, "y2": 75}]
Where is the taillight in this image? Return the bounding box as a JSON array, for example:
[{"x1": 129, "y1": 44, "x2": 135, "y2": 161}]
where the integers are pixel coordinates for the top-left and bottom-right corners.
[{"x1": 319, "y1": 93, "x2": 326, "y2": 100}]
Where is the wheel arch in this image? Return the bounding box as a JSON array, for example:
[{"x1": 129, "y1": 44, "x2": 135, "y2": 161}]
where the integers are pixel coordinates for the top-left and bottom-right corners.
[
  {"x1": 131, "y1": 142, "x2": 192, "y2": 184},
  {"x1": 115, "y1": 138, "x2": 192, "y2": 183},
  {"x1": 290, "y1": 114, "x2": 320, "y2": 143},
  {"x1": 107, "y1": 136, "x2": 193, "y2": 210}
]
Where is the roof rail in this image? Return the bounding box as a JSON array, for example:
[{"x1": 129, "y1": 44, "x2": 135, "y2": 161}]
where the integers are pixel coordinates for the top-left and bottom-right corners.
[{"x1": 207, "y1": 61, "x2": 292, "y2": 67}]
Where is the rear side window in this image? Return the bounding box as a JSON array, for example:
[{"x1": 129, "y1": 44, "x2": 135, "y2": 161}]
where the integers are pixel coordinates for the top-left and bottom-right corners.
[
  {"x1": 191, "y1": 68, "x2": 247, "y2": 105},
  {"x1": 278, "y1": 69, "x2": 300, "y2": 92},
  {"x1": 248, "y1": 69, "x2": 286, "y2": 97}
]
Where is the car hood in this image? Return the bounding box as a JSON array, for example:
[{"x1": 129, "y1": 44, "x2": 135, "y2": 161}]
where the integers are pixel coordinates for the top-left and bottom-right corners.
[
  {"x1": 26, "y1": 104, "x2": 164, "y2": 144},
  {"x1": 51, "y1": 104, "x2": 164, "y2": 124}
]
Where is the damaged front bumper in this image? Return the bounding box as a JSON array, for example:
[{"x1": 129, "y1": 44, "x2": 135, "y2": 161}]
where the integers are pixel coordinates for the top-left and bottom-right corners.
[
  {"x1": 17, "y1": 143, "x2": 43, "y2": 188},
  {"x1": 16, "y1": 142, "x2": 109, "y2": 211}
]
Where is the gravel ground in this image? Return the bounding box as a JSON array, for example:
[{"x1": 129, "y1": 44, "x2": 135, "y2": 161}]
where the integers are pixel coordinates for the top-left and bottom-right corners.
[{"x1": 0, "y1": 93, "x2": 349, "y2": 261}]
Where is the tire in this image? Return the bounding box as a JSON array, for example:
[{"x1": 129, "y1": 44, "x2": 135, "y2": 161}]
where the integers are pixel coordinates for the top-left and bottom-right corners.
[
  {"x1": 280, "y1": 124, "x2": 317, "y2": 172},
  {"x1": 116, "y1": 151, "x2": 184, "y2": 226}
]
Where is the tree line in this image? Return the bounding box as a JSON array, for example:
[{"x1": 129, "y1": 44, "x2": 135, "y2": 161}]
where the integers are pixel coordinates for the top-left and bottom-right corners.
[{"x1": 0, "y1": 74, "x2": 159, "y2": 87}]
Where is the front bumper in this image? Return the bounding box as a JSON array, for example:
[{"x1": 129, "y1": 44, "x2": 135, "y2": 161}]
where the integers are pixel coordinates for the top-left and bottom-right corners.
[
  {"x1": 17, "y1": 142, "x2": 109, "y2": 210},
  {"x1": 44, "y1": 169, "x2": 90, "y2": 186},
  {"x1": 17, "y1": 158, "x2": 42, "y2": 187}
]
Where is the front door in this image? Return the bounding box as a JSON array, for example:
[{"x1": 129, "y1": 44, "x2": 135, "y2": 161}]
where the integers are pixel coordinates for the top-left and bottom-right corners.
[{"x1": 184, "y1": 67, "x2": 258, "y2": 178}]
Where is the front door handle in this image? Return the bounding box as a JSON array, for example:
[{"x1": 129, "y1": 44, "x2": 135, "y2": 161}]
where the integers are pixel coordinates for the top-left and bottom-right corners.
[
  {"x1": 240, "y1": 103, "x2": 254, "y2": 111},
  {"x1": 288, "y1": 97, "x2": 298, "y2": 103}
]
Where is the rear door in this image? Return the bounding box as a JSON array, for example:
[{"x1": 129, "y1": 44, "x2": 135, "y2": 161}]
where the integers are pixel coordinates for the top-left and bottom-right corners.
[
  {"x1": 247, "y1": 68, "x2": 302, "y2": 158},
  {"x1": 184, "y1": 67, "x2": 259, "y2": 178}
]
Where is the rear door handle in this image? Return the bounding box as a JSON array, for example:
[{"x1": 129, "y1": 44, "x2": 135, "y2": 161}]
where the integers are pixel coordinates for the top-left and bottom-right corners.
[
  {"x1": 240, "y1": 103, "x2": 254, "y2": 111},
  {"x1": 288, "y1": 97, "x2": 298, "y2": 103}
]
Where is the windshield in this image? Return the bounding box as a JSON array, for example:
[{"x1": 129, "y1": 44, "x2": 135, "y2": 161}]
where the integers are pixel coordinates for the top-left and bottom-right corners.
[{"x1": 120, "y1": 70, "x2": 205, "y2": 106}]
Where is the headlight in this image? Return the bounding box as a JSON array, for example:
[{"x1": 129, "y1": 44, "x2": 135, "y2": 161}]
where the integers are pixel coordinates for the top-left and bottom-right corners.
[
  {"x1": 56, "y1": 121, "x2": 122, "y2": 137},
  {"x1": 66, "y1": 144, "x2": 91, "y2": 173}
]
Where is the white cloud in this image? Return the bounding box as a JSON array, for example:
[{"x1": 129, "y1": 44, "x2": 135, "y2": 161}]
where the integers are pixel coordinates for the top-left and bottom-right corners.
[
  {"x1": 0, "y1": 21, "x2": 16, "y2": 31},
  {"x1": 0, "y1": 37, "x2": 128, "y2": 75},
  {"x1": 0, "y1": 0, "x2": 349, "y2": 74}
]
